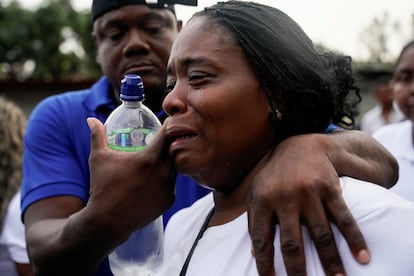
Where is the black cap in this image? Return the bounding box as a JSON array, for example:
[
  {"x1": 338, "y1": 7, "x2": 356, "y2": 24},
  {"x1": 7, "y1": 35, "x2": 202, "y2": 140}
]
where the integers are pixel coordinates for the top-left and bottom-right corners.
[{"x1": 92, "y1": 0, "x2": 197, "y2": 21}]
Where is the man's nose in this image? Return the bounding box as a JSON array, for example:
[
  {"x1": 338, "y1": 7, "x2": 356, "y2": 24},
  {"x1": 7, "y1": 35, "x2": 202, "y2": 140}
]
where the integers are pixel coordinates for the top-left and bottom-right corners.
[{"x1": 123, "y1": 30, "x2": 150, "y2": 56}]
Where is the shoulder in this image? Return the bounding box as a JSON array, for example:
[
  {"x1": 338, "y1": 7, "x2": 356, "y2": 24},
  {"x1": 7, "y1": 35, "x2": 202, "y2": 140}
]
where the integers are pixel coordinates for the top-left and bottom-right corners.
[
  {"x1": 0, "y1": 192, "x2": 29, "y2": 263},
  {"x1": 166, "y1": 193, "x2": 214, "y2": 233},
  {"x1": 162, "y1": 194, "x2": 214, "y2": 274},
  {"x1": 338, "y1": 177, "x2": 414, "y2": 274},
  {"x1": 30, "y1": 89, "x2": 91, "y2": 120},
  {"x1": 1, "y1": 192, "x2": 22, "y2": 238},
  {"x1": 372, "y1": 120, "x2": 410, "y2": 142},
  {"x1": 164, "y1": 193, "x2": 214, "y2": 249},
  {"x1": 361, "y1": 106, "x2": 380, "y2": 122},
  {"x1": 340, "y1": 177, "x2": 414, "y2": 217}
]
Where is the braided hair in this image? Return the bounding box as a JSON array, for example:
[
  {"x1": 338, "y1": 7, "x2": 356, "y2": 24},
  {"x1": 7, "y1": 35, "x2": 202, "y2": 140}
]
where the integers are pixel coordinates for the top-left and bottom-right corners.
[
  {"x1": 191, "y1": 1, "x2": 341, "y2": 142},
  {"x1": 326, "y1": 53, "x2": 361, "y2": 129}
]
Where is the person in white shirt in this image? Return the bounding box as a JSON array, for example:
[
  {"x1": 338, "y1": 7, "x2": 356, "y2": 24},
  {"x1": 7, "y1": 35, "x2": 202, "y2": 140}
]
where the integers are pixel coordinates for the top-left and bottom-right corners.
[
  {"x1": 373, "y1": 40, "x2": 414, "y2": 202},
  {"x1": 0, "y1": 192, "x2": 31, "y2": 276},
  {"x1": 0, "y1": 96, "x2": 32, "y2": 276},
  {"x1": 156, "y1": 2, "x2": 414, "y2": 275},
  {"x1": 360, "y1": 75, "x2": 405, "y2": 135}
]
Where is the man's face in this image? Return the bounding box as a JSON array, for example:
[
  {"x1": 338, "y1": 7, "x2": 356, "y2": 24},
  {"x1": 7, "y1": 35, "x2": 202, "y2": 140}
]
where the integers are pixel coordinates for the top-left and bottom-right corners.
[{"x1": 93, "y1": 5, "x2": 180, "y2": 111}]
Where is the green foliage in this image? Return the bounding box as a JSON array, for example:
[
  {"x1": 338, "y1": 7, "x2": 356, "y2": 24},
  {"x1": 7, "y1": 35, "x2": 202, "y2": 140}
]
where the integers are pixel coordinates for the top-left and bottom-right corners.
[
  {"x1": 2, "y1": 1, "x2": 411, "y2": 81},
  {"x1": 0, "y1": 0, "x2": 100, "y2": 81}
]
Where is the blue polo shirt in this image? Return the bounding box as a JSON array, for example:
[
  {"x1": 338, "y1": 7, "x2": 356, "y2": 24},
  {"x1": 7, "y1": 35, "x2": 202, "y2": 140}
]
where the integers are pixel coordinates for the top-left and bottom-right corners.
[{"x1": 21, "y1": 76, "x2": 210, "y2": 275}]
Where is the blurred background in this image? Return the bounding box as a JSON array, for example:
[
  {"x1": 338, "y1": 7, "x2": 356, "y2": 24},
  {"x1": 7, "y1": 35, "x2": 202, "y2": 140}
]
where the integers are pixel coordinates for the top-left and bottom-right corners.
[{"x1": 1, "y1": 0, "x2": 413, "y2": 128}]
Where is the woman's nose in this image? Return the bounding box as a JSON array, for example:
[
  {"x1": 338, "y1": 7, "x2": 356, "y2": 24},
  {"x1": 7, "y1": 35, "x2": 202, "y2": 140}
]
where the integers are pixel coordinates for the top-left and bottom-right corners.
[{"x1": 162, "y1": 83, "x2": 188, "y2": 116}]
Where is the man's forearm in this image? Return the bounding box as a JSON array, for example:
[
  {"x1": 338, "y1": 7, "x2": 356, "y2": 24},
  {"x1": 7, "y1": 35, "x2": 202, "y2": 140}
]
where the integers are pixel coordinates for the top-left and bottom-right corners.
[{"x1": 328, "y1": 129, "x2": 398, "y2": 188}]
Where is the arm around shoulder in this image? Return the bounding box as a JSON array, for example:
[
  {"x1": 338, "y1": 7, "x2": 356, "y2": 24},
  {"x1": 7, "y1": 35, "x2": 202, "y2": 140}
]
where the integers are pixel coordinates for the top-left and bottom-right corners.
[{"x1": 327, "y1": 129, "x2": 398, "y2": 188}]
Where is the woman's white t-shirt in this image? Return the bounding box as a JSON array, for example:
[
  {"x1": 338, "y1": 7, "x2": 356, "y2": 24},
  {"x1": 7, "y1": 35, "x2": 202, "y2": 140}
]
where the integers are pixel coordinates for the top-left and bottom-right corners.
[{"x1": 161, "y1": 177, "x2": 414, "y2": 275}]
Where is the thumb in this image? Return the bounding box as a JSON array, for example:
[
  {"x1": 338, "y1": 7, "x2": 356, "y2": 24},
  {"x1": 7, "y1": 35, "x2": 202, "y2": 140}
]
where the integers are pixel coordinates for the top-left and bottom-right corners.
[
  {"x1": 135, "y1": 120, "x2": 177, "y2": 183},
  {"x1": 87, "y1": 117, "x2": 108, "y2": 154},
  {"x1": 144, "y1": 122, "x2": 170, "y2": 158}
]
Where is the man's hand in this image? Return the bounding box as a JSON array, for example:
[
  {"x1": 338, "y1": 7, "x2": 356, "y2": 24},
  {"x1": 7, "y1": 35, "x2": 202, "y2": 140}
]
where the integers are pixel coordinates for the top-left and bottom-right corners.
[
  {"x1": 247, "y1": 133, "x2": 370, "y2": 276},
  {"x1": 24, "y1": 118, "x2": 176, "y2": 275},
  {"x1": 87, "y1": 117, "x2": 176, "y2": 233}
]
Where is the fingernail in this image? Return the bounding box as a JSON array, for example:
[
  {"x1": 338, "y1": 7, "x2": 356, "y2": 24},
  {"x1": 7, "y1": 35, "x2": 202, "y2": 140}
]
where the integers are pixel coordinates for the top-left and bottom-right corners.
[
  {"x1": 334, "y1": 273, "x2": 345, "y2": 276},
  {"x1": 86, "y1": 117, "x2": 94, "y2": 129},
  {"x1": 357, "y1": 249, "x2": 370, "y2": 263}
]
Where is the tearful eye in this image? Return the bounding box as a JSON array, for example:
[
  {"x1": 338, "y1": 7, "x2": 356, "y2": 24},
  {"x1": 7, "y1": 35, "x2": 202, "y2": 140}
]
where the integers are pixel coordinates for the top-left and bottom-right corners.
[
  {"x1": 165, "y1": 77, "x2": 176, "y2": 93},
  {"x1": 165, "y1": 84, "x2": 175, "y2": 93},
  {"x1": 189, "y1": 75, "x2": 204, "y2": 82}
]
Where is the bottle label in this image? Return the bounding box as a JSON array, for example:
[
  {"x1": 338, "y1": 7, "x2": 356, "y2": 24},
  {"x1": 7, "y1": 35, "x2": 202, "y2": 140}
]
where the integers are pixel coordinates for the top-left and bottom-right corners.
[{"x1": 107, "y1": 128, "x2": 157, "y2": 152}]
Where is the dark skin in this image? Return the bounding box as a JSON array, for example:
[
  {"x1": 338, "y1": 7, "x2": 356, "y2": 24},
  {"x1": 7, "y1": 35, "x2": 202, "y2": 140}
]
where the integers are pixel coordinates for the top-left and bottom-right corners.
[
  {"x1": 24, "y1": 120, "x2": 396, "y2": 275},
  {"x1": 23, "y1": 4, "x2": 398, "y2": 276},
  {"x1": 247, "y1": 130, "x2": 395, "y2": 275},
  {"x1": 391, "y1": 44, "x2": 414, "y2": 123},
  {"x1": 16, "y1": 263, "x2": 34, "y2": 276},
  {"x1": 164, "y1": 17, "x2": 397, "y2": 275},
  {"x1": 24, "y1": 119, "x2": 175, "y2": 275}
]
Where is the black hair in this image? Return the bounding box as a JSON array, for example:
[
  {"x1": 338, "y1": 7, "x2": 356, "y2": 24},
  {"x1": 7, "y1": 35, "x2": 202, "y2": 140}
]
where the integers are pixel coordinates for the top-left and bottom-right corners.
[
  {"x1": 92, "y1": 0, "x2": 175, "y2": 21},
  {"x1": 191, "y1": 1, "x2": 339, "y2": 142},
  {"x1": 394, "y1": 40, "x2": 414, "y2": 69},
  {"x1": 325, "y1": 53, "x2": 361, "y2": 129},
  {"x1": 91, "y1": 0, "x2": 197, "y2": 22}
]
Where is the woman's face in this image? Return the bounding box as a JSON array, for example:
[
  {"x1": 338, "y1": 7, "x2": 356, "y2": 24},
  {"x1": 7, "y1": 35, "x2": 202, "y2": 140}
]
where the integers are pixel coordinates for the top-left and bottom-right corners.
[
  {"x1": 391, "y1": 45, "x2": 414, "y2": 122},
  {"x1": 162, "y1": 17, "x2": 276, "y2": 191}
]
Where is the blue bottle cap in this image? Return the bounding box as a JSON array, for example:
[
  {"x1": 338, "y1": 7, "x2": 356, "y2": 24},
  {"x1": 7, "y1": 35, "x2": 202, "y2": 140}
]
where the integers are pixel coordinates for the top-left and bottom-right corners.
[{"x1": 120, "y1": 74, "x2": 145, "y2": 101}]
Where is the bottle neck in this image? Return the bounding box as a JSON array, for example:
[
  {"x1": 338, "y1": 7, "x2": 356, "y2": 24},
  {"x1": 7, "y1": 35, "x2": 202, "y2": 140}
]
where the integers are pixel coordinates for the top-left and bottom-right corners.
[{"x1": 122, "y1": 100, "x2": 142, "y2": 108}]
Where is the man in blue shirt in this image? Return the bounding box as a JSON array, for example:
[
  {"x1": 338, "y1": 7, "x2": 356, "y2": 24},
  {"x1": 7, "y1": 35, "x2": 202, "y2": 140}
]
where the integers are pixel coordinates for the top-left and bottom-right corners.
[{"x1": 21, "y1": 0, "x2": 398, "y2": 275}]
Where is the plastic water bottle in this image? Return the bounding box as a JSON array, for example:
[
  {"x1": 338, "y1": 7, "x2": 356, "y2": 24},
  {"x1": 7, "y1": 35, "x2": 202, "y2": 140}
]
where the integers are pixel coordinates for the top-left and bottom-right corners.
[{"x1": 104, "y1": 74, "x2": 163, "y2": 276}]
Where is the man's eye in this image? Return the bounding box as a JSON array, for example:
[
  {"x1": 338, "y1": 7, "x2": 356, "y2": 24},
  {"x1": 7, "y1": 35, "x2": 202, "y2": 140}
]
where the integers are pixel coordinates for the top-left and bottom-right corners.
[
  {"x1": 108, "y1": 33, "x2": 123, "y2": 41},
  {"x1": 145, "y1": 26, "x2": 163, "y2": 35},
  {"x1": 142, "y1": 20, "x2": 166, "y2": 36},
  {"x1": 102, "y1": 29, "x2": 124, "y2": 41}
]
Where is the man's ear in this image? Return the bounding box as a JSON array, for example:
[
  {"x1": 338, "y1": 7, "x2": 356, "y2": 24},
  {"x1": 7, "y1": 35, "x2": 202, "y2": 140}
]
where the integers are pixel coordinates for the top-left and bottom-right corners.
[
  {"x1": 92, "y1": 24, "x2": 101, "y2": 65},
  {"x1": 177, "y1": 20, "x2": 183, "y2": 32}
]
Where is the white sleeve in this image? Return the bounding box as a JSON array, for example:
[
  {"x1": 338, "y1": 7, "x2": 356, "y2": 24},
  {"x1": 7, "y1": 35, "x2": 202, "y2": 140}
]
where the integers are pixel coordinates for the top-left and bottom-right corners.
[
  {"x1": 338, "y1": 177, "x2": 414, "y2": 275},
  {"x1": 0, "y1": 192, "x2": 30, "y2": 264}
]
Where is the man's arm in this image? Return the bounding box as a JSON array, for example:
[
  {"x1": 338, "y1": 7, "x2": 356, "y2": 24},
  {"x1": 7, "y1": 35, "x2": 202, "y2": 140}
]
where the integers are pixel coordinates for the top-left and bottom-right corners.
[
  {"x1": 328, "y1": 129, "x2": 398, "y2": 187},
  {"x1": 247, "y1": 130, "x2": 397, "y2": 276},
  {"x1": 24, "y1": 118, "x2": 176, "y2": 275},
  {"x1": 16, "y1": 263, "x2": 34, "y2": 276}
]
